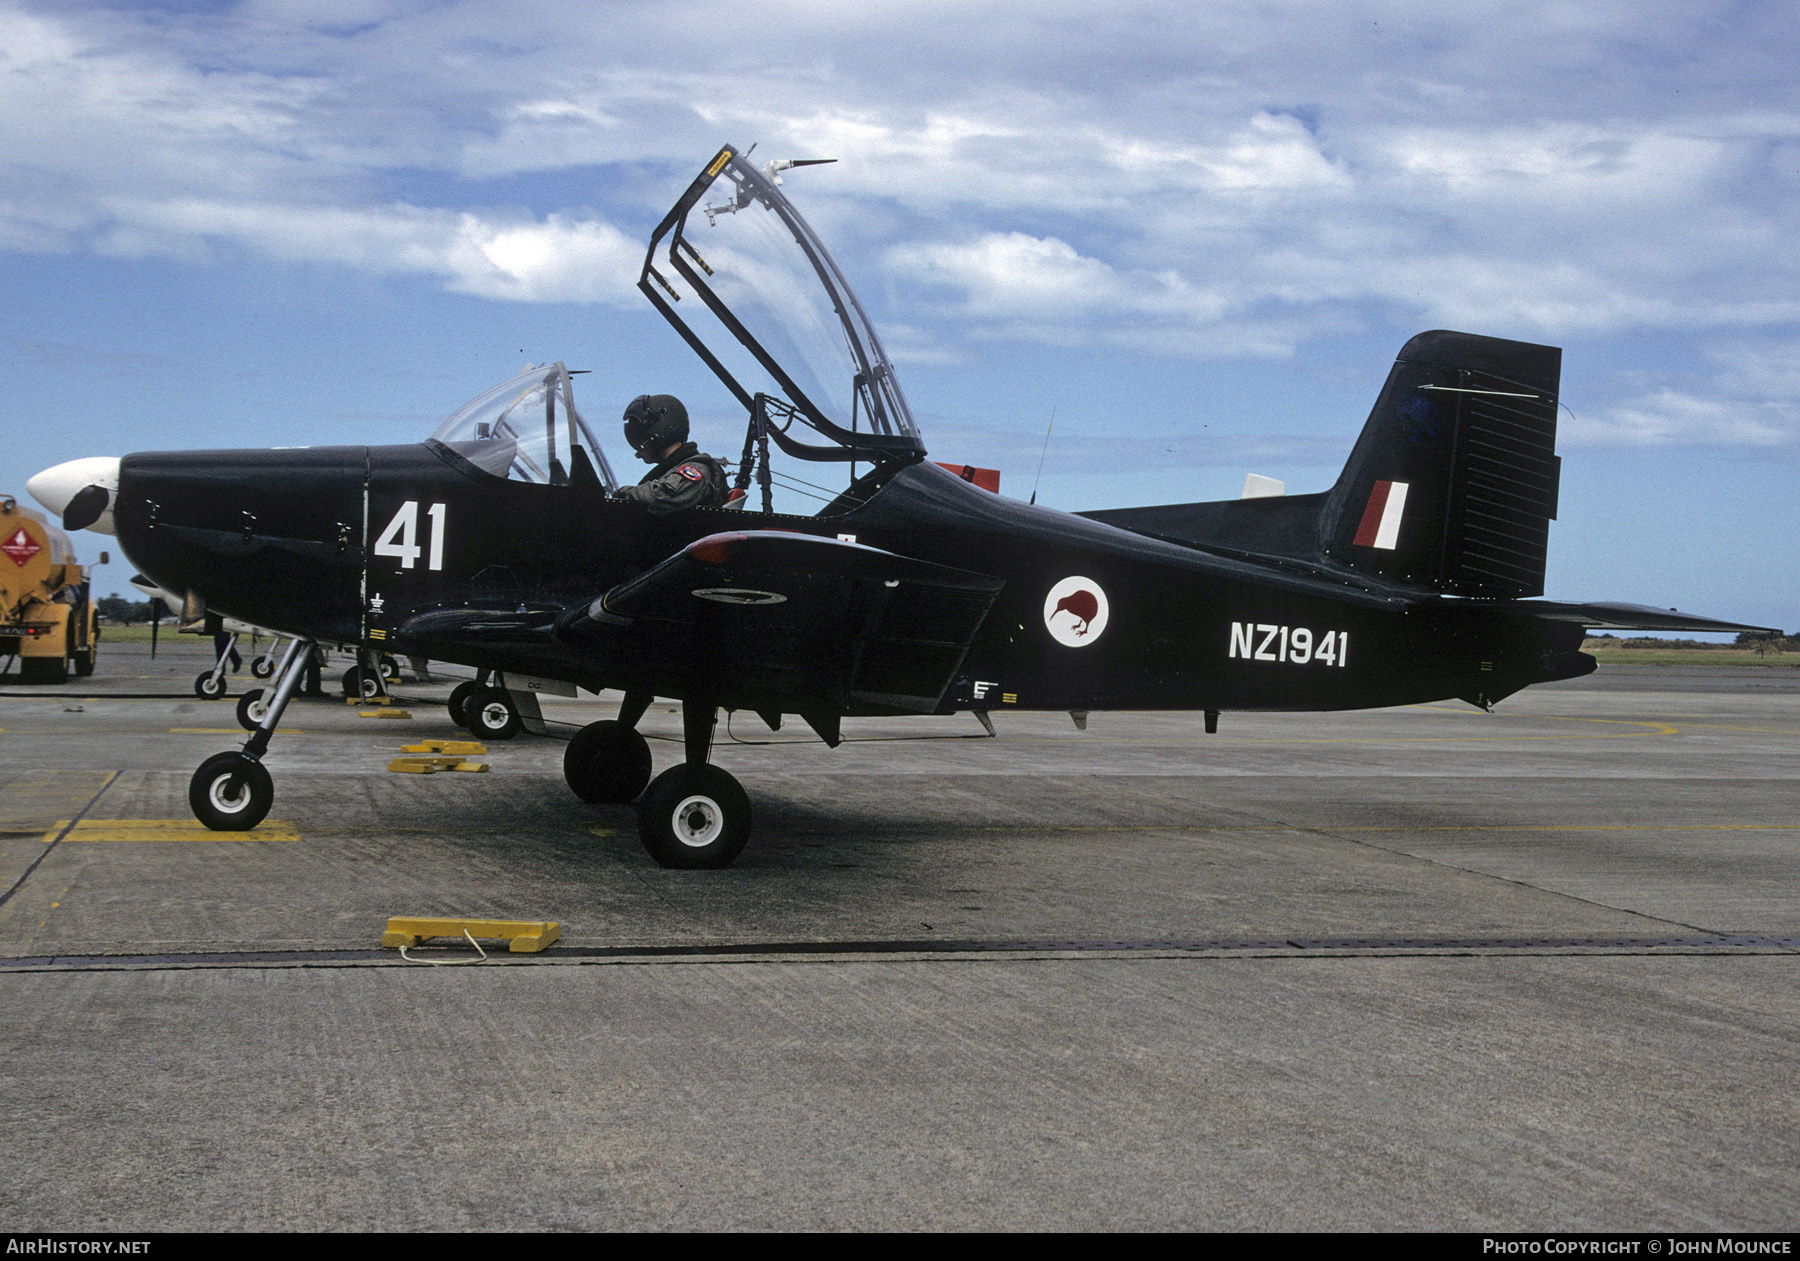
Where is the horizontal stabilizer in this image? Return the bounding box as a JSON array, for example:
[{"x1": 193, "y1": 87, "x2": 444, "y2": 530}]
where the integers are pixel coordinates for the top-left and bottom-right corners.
[{"x1": 1517, "y1": 601, "x2": 1779, "y2": 635}]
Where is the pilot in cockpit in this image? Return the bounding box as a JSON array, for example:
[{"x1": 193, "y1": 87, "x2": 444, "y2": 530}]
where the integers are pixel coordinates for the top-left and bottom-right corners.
[{"x1": 612, "y1": 394, "x2": 729, "y2": 514}]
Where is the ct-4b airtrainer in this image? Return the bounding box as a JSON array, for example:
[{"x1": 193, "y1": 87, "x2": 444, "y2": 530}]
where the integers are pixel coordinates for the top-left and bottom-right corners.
[{"x1": 29, "y1": 144, "x2": 1780, "y2": 867}]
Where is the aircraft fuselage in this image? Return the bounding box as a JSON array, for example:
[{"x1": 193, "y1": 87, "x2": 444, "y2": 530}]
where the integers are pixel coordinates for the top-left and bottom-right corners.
[{"x1": 115, "y1": 444, "x2": 1590, "y2": 720}]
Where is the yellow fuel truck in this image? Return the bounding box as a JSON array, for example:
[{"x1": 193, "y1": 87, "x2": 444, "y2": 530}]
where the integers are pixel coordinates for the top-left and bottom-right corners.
[{"x1": 1, "y1": 494, "x2": 97, "y2": 684}]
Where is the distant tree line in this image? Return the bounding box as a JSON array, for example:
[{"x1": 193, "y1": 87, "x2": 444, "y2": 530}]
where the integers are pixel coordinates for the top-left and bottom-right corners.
[
  {"x1": 1584, "y1": 631, "x2": 1796, "y2": 653},
  {"x1": 95, "y1": 596, "x2": 161, "y2": 624}
]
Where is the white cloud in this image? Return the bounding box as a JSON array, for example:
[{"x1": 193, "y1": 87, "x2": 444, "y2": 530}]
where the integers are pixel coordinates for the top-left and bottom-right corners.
[
  {"x1": 5, "y1": 0, "x2": 1800, "y2": 443},
  {"x1": 101, "y1": 197, "x2": 642, "y2": 303},
  {"x1": 1568, "y1": 339, "x2": 1800, "y2": 447}
]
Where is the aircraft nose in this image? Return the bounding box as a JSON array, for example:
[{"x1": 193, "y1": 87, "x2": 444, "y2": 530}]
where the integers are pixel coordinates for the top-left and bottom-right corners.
[{"x1": 27, "y1": 456, "x2": 121, "y2": 534}]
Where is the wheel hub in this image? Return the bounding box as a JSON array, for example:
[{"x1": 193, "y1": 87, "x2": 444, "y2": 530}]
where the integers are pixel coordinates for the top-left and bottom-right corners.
[
  {"x1": 672, "y1": 795, "x2": 724, "y2": 847},
  {"x1": 209, "y1": 774, "x2": 250, "y2": 813}
]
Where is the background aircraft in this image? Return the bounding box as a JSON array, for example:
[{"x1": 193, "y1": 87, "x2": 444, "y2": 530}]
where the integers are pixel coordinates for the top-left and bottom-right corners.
[{"x1": 30, "y1": 146, "x2": 1772, "y2": 868}]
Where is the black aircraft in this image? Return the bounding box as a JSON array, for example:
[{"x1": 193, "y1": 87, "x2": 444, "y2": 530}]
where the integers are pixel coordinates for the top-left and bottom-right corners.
[{"x1": 31, "y1": 145, "x2": 1772, "y2": 867}]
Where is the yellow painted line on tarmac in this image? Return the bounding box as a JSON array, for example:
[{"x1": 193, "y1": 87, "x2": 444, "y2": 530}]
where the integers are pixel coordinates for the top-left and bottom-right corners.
[
  {"x1": 1639, "y1": 722, "x2": 1800, "y2": 736},
  {"x1": 46, "y1": 818, "x2": 300, "y2": 842},
  {"x1": 0, "y1": 728, "x2": 305, "y2": 735}
]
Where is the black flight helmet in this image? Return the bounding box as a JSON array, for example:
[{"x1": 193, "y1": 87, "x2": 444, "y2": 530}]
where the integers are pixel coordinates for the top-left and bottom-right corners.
[{"x1": 622, "y1": 394, "x2": 689, "y2": 460}]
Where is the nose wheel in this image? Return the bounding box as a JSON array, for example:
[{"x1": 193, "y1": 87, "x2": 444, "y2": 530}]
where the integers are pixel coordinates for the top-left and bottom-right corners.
[
  {"x1": 464, "y1": 686, "x2": 522, "y2": 740},
  {"x1": 189, "y1": 752, "x2": 273, "y2": 830},
  {"x1": 235, "y1": 688, "x2": 268, "y2": 731}
]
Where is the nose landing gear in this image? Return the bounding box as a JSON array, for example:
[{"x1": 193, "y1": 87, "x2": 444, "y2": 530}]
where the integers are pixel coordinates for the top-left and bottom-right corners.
[
  {"x1": 193, "y1": 631, "x2": 240, "y2": 700},
  {"x1": 187, "y1": 636, "x2": 309, "y2": 831}
]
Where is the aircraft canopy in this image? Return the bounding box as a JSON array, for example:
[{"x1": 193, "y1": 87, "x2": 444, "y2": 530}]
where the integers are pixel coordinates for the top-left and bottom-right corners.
[
  {"x1": 429, "y1": 362, "x2": 616, "y2": 491},
  {"x1": 640, "y1": 146, "x2": 925, "y2": 465}
]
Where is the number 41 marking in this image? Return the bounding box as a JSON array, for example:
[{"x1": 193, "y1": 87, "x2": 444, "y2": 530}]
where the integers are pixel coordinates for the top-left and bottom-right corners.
[{"x1": 374, "y1": 501, "x2": 446, "y2": 570}]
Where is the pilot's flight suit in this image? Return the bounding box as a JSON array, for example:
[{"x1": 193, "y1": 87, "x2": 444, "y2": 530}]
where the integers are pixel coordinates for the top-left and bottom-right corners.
[{"x1": 613, "y1": 441, "x2": 728, "y2": 515}]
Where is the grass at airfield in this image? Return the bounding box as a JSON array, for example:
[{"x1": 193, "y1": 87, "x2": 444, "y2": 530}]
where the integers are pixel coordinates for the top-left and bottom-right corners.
[
  {"x1": 95, "y1": 625, "x2": 288, "y2": 650},
  {"x1": 1579, "y1": 643, "x2": 1800, "y2": 668}
]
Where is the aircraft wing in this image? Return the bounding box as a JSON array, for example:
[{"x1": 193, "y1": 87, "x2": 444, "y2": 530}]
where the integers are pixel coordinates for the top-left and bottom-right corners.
[
  {"x1": 1516, "y1": 601, "x2": 1780, "y2": 634},
  {"x1": 559, "y1": 530, "x2": 1005, "y2": 719}
]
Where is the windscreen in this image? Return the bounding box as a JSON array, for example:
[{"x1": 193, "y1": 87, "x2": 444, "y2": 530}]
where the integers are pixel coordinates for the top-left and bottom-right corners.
[
  {"x1": 646, "y1": 149, "x2": 920, "y2": 448},
  {"x1": 429, "y1": 363, "x2": 614, "y2": 489}
]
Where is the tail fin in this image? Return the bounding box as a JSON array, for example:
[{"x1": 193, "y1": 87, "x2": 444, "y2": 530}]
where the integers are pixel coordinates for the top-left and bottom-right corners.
[{"x1": 1321, "y1": 330, "x2": 1561, "y2": 598}]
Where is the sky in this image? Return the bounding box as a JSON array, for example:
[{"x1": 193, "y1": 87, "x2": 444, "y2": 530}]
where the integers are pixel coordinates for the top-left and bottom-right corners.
[{"x1": 1, "y1": 0, "x2": 1795, "y2": 630}]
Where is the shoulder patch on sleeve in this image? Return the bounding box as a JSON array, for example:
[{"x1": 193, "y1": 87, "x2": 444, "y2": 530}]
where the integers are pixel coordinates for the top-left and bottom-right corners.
[{"x1": 677, "y1": 464, "x2": 704, "y2": 482}]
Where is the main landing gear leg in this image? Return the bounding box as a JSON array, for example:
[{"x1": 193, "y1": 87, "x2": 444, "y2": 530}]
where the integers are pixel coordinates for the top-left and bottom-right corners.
[
  {"x1": 562, "y1": 689, "x2": 653, "y2": 805},
  {"x1": 635, "y1": 698, "x2": 750, "y2": 869},
  {"x1": 189, "y1": 636, "x2": 310, "y2": 830}
]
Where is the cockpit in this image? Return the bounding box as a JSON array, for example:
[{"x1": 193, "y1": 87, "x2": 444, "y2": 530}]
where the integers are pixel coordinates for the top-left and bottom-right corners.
[{"x1": 427, "y1": 145, "x2": 927, "y2": 517}]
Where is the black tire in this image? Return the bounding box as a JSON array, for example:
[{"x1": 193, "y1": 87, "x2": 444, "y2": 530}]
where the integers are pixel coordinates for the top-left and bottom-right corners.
[
  {"x1": 188, "y1": 752, "x2": 273, "y2": 831},
  {"x1": 379, "y1": 654, "x2": 400, "y2": 680},
  {"x1": 20, "y1": 656, "x2": 67, "y2": 685},
  {"x1": 341, "y1": 666, "x2": 381, "y2": 700},
  {"x1": 195, "y1": 670, "x2": 227, "y2": 700},
  {"x1": 447, "y1": 680, "x2": 480, "y2": 728},
  {"x1": 465, "y1": 686, "x2": 522, "y2": 740},
  {"x1": 235, "y1": 688, "x2": 268, "y2": 732},
  {"x1": 564, "y1": 720, "x2": 654, "y2": 803},
  {"x1": 251, "y1": 655, "x2": 275, "y2": 679},
  {"x1": 637, "y1": 764, "x2": 751, "y2": 869},
  {"x1": 73, "y1": 648, "x2": 94, "y2": 677}
]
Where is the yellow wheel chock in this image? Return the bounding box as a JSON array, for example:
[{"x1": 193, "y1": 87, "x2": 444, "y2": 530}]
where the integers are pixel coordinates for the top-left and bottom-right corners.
[
  {"x1": 382, "y1": 916, "x2": 561, "y2": 954},
  {"x1": 387, "y1": 738, "x2": 489, "y2": 774}
]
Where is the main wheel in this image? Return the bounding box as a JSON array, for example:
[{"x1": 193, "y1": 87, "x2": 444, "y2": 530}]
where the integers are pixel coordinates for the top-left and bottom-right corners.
[
  {"x1": 235, "y1": 688, "x2": 269, "y2": 732},
  {"x1": 564, "y1": 720, "x2": 653, "y2": 803},
  {"x1": 189, "y1": 752, "x2": 273, "y2": 831},
  {"x1": 465, "y1": 686, "x2": 522, "y2": 740},
  {"x1": 447, "y1": 680, "x2": 480, "y2": 728},
  {"x1": 379, "y1": 653, "x2": 400, "y2": 680},
  {"x1": 637, "y1": 764, "x2": 751, "y2": 869},
  {"x1": 251, "y1": 655, "x2": 276, "y2": 679},
  {"x1": 195, "y1": 670, "x2": 227, "y2": 700}
]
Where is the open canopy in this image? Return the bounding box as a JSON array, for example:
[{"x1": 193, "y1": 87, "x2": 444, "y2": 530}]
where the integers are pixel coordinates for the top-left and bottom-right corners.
[{"x1": 640, "y1": 146, "x2": 925, "y2": 466}]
